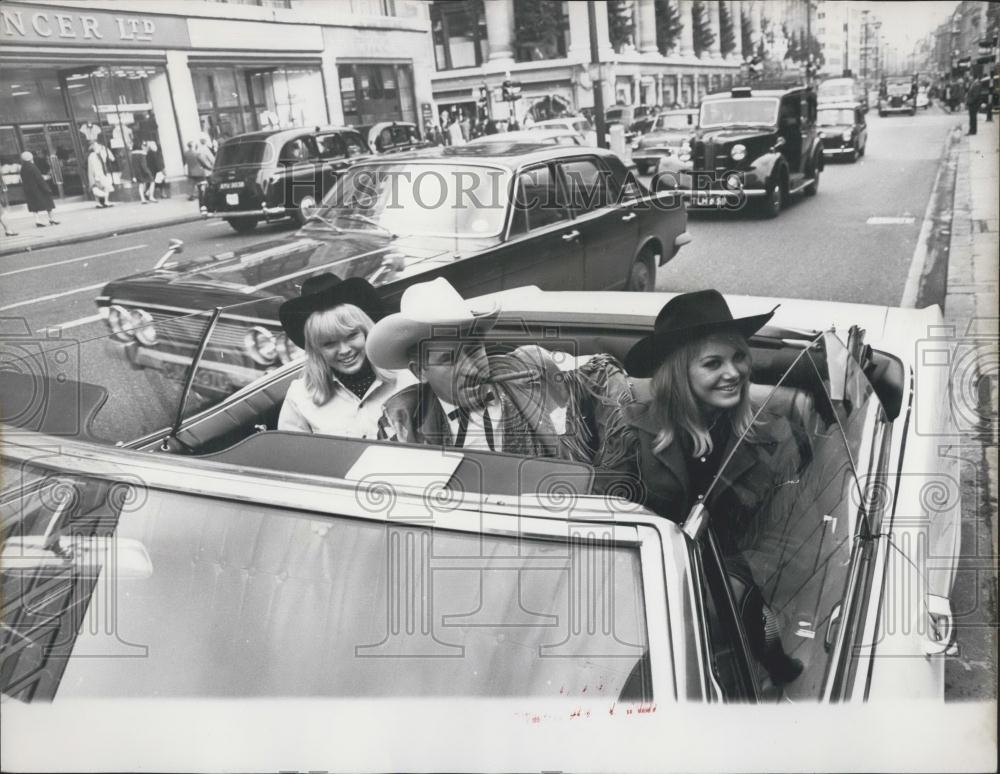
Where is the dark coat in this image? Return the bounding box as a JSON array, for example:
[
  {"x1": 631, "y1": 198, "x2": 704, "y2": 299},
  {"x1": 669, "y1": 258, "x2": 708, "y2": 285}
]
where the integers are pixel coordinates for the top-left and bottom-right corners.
[
  {"x1": 621, "y1": 387, "x2": 811, "y2": 552},
  {"x1": 20, "y1": 160, "x2": 55, "y2": 213}
]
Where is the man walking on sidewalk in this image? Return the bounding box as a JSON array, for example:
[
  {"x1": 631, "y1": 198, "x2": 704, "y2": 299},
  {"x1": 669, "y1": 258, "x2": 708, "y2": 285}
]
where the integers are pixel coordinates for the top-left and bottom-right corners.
[{"x1": 965, "y1": 75, "x2": 982, "y2": 135}]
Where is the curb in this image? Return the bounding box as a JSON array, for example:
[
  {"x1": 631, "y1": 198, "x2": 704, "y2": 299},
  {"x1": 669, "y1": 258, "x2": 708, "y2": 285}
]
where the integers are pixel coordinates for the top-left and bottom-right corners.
[{"x1": 0, "y1": 213, "x2": 204, "y2": 258}]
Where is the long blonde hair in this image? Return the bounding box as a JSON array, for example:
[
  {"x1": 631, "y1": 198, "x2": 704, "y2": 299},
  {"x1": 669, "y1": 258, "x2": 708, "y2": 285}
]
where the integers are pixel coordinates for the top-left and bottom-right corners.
[
  {"x1": 650, "y1": 331, "x2": 756, "y2": 457},
  {"x1": 302, "y1": 303, "x2": 391, "y2": 405}
]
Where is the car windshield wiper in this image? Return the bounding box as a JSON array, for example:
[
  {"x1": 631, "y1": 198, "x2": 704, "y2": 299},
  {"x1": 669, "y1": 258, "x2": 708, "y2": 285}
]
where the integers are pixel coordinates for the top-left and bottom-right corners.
[
  {"x1": 301, "y1": 211, "x2": 343, "y2": 233},
  {"x1": 334, "y1": 212, "x2": 397, "y2": 238}
]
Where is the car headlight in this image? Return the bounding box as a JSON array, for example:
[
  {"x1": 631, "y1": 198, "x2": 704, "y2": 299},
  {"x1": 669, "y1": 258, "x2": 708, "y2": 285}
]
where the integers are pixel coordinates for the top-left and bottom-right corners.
[
  {"x1": 730, "y1": 143, "x2": 747, "y2": 162},
  {"x1": 723, "y1": 172, "x2": 742, "y2": 190},
  {"x1": 108, "y1": 305, "x2": 136, "y2": 342},
  {"x1": 842, "y1": 130, "x2": 852, "y2": 141},
  {"x1": 631, "y1": 140, "x2": 640, "y2": 150},
  {"x1": 244, "y1": 326, "x2": 279, "y2": 365},
  {"x1": 276, "y1": 333, "x2": 305, "y2": 365},
  {"x1": 131, "y1": 309, "x2": 157, "y2": 346}
]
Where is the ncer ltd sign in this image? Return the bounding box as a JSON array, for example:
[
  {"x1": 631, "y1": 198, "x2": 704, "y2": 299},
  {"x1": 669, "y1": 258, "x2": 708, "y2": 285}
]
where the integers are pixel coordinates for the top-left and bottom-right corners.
[{"x1": 0, "y1": 2, "x2": 190, "y2": 48}]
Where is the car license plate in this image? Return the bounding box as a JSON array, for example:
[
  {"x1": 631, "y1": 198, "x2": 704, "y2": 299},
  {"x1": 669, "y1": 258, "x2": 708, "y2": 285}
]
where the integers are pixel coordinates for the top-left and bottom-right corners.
[
  {"x1": 692, "y1": 193, "x2": 724, "y2": 207},
  {"x1": 226, "y1": 193, "x2": 239, "y2": 206}
]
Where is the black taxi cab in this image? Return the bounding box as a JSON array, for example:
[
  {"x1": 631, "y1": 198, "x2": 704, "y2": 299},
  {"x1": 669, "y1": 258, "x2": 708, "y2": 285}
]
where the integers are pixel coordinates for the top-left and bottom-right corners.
[
  {"x1": 201, "y1": 126, "x2": 371, "y2": 233},
  {"x1": 654, "y1": 84, "x2": 824, "y2": 218},
  {"x1": 817, "y1": 102, "x2": 868, "y2": 162}
]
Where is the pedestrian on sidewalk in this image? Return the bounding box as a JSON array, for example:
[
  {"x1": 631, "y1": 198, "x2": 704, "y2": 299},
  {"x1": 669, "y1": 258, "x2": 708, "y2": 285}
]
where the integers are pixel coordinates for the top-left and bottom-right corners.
[
  {"x1": 146, "y1": 140, "x2": 168, "y2": 198},
  {"x1": 986, "y1": 75, "x2": 996, "y2": 124},
  {"x1": 184, "y1": 140, "x2": 212, "y2": 203},
  {"x1": 130, "y1": 137, "x2": 155, "y2": 203},
  {"x1": 87, "y1": 142, "x2": 115, "y2": 208},
  {"x1": 1, "y1": 178, "x2": 17, "y2": 237},
  {"x1": 965, "y1": 75, "x2": 982, "y2": 136},
  {"x1": 18, "y1": 152, "x2": 59, "y2": 228}
]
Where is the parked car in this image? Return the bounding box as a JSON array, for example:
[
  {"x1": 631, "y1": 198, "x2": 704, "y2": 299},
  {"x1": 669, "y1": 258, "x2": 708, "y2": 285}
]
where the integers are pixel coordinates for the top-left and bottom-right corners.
[
  {"x1": 201, "y1": 126, "x2": 371, "y2": 233},
  {"x1": 817, "y1": 76, "x2": 868, "y2": 112},
  {"x1": 1, "y1": 286, "x2": 960, "y2": 713},
  {"x1": 817, "y1": 102, "x2": 868, "y2": 162},
  {"x1": 467, "y1": 129, "x2": 585, "y2": 147},
  {"x1": 878, "y1": 76, "x2": 918, "y2": 117},
  {"x1": 94, "y1": 145, "x2": 689, "y2": 396},
  {"x1": 530, "y1": 116, "x2": 597, "y2": 146},
  {"x1": 631, "y1": 109, "x2": 699, "y2": 175},
  {"x1": 356, "y1": 121, "x2": 427, "y2": 155},
  {"x1": 655, "y1": 85, "x2": 824, "y2": 218}
]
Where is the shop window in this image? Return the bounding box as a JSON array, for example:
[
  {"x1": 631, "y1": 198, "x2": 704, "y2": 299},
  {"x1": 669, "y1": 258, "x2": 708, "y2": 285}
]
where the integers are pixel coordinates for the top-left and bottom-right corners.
[
  {"x1": 430, "y1": 0, "x2": 487, "y2": 71},
  {"x1": 338, "y1": 64, "x2": 416, "y2": 127},
  {"x1": 0, "y1": 69, "x2": 67, "y2": 124}
]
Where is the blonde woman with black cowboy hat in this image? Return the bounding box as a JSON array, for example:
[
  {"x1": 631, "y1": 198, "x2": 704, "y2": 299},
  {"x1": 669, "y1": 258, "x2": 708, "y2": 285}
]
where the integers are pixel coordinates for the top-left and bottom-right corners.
[
  {"x1": 622, "y1": 289, "x2": 810, "y2": 687},
  {"x1": 277, "y1": 273, "x2": 416, "y2": 437}
]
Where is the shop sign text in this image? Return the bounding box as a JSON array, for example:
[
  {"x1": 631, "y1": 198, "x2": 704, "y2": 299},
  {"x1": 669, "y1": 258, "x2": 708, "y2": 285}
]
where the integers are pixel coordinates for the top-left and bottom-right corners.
[{"x1": 0, "y1": 3, "x2": 190, "y2": 48}]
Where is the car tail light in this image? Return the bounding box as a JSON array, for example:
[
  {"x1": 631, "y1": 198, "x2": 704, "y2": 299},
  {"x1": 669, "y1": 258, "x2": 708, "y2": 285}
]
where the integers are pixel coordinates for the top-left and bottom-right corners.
[
  {"x1": 276, "y1": 333, "x2": 305, "y2": 364},
  {"x1": 131, "y1": 309, "x2": 157, "y2": 346},
  {"x1": 244, "y1": 326, "x2": 279, "y2": 365}
]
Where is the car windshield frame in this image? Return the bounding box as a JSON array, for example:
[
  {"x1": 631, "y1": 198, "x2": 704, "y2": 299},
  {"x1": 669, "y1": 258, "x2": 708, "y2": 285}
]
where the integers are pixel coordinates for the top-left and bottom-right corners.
[
  {"x1": 699, "y1": 98, "x2": 780, "y2": 128},
  {"x1": 312, "y1": 161, "x2": 514, "y2": 239}
]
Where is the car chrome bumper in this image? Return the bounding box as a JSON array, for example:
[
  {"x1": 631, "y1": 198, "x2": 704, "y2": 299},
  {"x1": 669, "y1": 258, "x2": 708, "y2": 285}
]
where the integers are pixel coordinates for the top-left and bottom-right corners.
[
  {"x1": 117, "y1": 341, "x2": 266, "y2": 394},
  {"x1": 667, "y1": 188, "x2": 766, "y2": 204},
  {"x1": 201, "y1": 205, "x2": 288, "y2": 220},
  {"x1": 822, "y1": 146, "x2": 855, "y2": 155}
]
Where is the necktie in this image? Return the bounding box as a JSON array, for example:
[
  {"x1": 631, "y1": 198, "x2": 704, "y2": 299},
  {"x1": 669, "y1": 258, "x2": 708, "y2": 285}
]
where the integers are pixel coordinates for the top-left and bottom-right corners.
[{"x1": 448, "y1": 393, "x2": 496, "y2": 451}]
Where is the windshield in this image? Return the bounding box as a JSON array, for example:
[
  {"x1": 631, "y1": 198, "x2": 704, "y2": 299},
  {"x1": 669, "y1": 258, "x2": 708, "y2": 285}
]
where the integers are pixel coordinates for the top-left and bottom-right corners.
[
  {"x1": 314, "y1": 163, "x2": 512, "y2": 238},
  {"x1": 818, "y1": 80, "x2": 854, "y2": 100},
  {"x1": 701, "y1": 329, "x2": 882, "y2": 700},
  {"x1": 885, "y1": 80, "x2": 912, "y2": 95},
  {"x1": 817, "y1": 109, "x2": 854, "y2": 126},
  {"x1": 700, "y1": 98, "x2": 778, "y2": 128},
  {"x1": 215, "y1": 139, "x2": 270, "y2": 168},
  {"x1": 656, "y1": 113, "x2": 695, "y2": 130}
]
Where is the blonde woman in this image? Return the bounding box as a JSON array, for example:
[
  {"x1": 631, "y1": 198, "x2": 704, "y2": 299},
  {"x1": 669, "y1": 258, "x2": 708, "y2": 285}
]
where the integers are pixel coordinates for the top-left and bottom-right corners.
[
  {"x1": 277, "y1": 274, "x2": 415, "y2": 437},
  {"x1": 623, "y1": 289, "x2": 807, "y2": 686}
]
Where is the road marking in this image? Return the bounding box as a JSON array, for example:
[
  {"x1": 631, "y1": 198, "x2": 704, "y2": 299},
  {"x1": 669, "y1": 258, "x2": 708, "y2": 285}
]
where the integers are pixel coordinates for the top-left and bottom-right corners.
[
  {"x1": 0, "y1": 244, "x2": 147, "y2": 278},
  {"x1": 41, "y1": 313, "x2": 104, "y2": 334},
  {"x1": 0, "y1": 282, "x2": 105, "y2": 312},
  {"x1": 901, "y1": 125, "x2": 962, "y2": 307},
  {"x1": 866, "y1": 216, "x2": 916, "y2": 225}
]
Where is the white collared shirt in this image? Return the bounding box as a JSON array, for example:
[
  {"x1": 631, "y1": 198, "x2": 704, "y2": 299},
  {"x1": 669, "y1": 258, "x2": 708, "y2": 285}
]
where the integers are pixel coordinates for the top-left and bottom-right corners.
[
  {"x1": 437, "y1": 396, "x2": 503, "y2": 451},
  {"x1": 278, "y1": 368, "x2": 417, "y2": 438}
]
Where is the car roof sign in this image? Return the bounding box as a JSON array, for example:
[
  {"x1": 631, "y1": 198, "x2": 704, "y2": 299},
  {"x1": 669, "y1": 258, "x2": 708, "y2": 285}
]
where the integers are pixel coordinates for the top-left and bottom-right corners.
[{"x1": 731, "y1": 87, "x2": 753, "y2": 98}]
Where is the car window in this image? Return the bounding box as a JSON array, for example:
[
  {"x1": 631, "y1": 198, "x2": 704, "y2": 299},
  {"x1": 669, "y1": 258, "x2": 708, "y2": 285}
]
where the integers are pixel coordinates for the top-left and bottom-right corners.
[
  {"x1": 215, "y1": 139, "x2": 269, "y2": 168},
  {"x1": 317, "y1": 133, "x2": 347, "y2": 160},
  {"x1": 341, "y1": 131, "x2": 369, "y2": 157},
  {"x1": 375, "y1": 127, "x2": 394, "y2": 152},
  {"x1": 573, "y1": 119, "x2": 593, "y2": 133},
  {"x1": 817, "y1": 109, "x2": 854, "y2": 126},
  {"x1": 700, "y1": 98, "x2": 778, "y2": 128},
  {"x1": 510, "y1": 164, "x2": 570, "y2": 234},
  {"x1": 0, "y1": 471, "x2": 651, "y2": 700},
  {"x1": 559, "y1": 158, "x2": 613, "y2": 214},
  {"x1": 699, "y1": 331, "x2": 883, "y2": 700},
  {"x1": 280, "y1": 137, "x2": 315, "y2": 164}
]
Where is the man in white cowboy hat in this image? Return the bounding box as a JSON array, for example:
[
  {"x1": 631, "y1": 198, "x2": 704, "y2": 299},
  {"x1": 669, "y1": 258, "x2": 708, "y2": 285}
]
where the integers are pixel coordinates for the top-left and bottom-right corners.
[{"x1": 366, "y1": 277, "x2": 634, "y2": 466}]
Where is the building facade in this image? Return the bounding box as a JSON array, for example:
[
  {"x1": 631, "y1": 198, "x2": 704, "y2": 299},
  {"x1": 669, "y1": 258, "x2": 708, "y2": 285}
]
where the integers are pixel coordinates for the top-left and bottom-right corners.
[
  {"x1": 0, "y1": 0, "x2": 435, "y2": 204},
  {"x1": 428, "y1": 0, "x2": 805, "y2": 125}
]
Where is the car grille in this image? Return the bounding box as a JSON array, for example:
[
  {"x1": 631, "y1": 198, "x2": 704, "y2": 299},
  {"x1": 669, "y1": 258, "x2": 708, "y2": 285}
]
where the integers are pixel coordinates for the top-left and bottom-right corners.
[{"x1": 147, "y1": 310, "x2": 261, "y2": 351}]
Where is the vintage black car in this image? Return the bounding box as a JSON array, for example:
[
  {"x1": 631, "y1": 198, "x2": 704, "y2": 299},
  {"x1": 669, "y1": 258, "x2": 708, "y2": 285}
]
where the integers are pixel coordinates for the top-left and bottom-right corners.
[
  {"x1": 878, "y1": 76, "x2": 918, "y2": 117},
  {"x1": 817, "y1": 76, "x2": 868, "y2": 112},
  {"x1": 201, "y1": 126, "x2": 371, "y2": 233},
  {"x1": 818, "y1": 102, "x2": 868, "y2": 162},
  {"x1": 655, "y1": 85, "x2": 824, "y2": 218},
  {"x1": 96, "y1": 144, "x2": 690, "y2": 396},
  {"x1": 631, "y1": 109, "x2": 699, "y2": 174}
]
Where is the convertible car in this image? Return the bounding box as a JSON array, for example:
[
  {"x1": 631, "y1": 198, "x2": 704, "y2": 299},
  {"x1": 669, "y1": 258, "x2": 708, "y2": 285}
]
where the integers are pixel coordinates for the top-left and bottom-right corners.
[{"x1": 1, "y1": 288, "x2": 959, "y2": 714}]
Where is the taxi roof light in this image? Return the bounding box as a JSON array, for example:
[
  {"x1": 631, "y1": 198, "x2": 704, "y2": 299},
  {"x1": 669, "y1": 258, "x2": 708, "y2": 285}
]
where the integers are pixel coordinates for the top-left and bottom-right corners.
[{"x1": 731, "y1": 87, "x2": 753, "y2": 98}]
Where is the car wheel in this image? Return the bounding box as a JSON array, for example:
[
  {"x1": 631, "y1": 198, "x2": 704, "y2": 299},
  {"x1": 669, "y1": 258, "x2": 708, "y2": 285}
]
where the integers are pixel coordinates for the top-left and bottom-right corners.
[
  {"x1": 225, "y1": 217, "x2": 258, "y2": 234},
  {"x1": 635, "y1": 162, "x2": 648, "y2": 175},
  {"x1": 294, "y1": 195, "x2": 317, "y2": 226},
  {"x1": 878, "y1": 110, "x2": 886, "y2": 117},
  {"x1": 758, "y1": 177, "x2": 783, "y2": 218},
  {"x1": 859, "y1": 142, "x2": 866, "y2": 158},
  {"x1": 849, "y1": 145, "x2": 859, "y2": 163},
  {"x1": 910, "y1": 108, "x2": 916, "y2": 116},
  {"x1": 805, "y1": 164, "x2": 820, "y2": 196},
  {"x1": 626, "y1": 255, "x2": 655, "y2": 292}
]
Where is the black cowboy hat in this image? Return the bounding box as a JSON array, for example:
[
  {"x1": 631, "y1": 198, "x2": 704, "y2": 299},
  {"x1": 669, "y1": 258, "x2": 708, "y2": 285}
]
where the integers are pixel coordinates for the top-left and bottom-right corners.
[
  {"x1": 278, "y1": 273, "x2": 383, "y2": 349},
  {"x1": 624, "y1": 290, "x2": 778, "y2": 377}
]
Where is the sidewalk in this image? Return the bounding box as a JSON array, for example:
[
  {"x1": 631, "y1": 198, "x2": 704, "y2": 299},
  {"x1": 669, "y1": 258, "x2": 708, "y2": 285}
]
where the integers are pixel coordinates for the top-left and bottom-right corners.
[
  {"x1": 941, "y1": 117, "x2": 999, "y2": 700},
  {"x1": 0, "y1": 194, "x2": 203, "y2": 257}
]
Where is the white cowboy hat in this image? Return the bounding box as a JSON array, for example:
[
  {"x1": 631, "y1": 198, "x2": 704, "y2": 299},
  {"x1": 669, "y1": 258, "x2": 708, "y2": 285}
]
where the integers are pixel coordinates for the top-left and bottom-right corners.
[{"x1": 365, "y1": 277, "x2": 499, "y2": 370}]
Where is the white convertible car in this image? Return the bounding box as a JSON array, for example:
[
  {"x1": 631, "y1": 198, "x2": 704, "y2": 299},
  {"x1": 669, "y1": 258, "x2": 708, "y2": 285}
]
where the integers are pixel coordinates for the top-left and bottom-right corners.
[{"x1": 0, "y1": 287, "x2": 963, "y2": 764}]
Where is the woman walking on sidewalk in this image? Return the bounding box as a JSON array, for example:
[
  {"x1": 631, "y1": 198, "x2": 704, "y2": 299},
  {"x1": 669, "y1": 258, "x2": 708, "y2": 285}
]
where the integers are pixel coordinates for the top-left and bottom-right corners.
[
  {"x1": 18, "y1": 152, "x2": 59, "y2": 228},
  {"x1": 130, "y1": 138, "x2": 155, "y2": 203},
  {"x1": 87, "y1": 142, "x2": 114, "y2": 208}
]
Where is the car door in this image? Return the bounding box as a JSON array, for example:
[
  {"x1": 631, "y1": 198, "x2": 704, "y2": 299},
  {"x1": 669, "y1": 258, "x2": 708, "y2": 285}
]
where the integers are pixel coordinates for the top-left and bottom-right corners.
[
  {"x1": 558, "y1": 156, "x2": 638, "y2": 290},
  {"x1": 278, "y1": 135, "x2": 321, "y2": 211},
  {"x1": 498, "y1": 163, "x2": 584, "y2": 291},
  {"x1": 315, "y1": 132, "x2": 353, "y2": 203}
]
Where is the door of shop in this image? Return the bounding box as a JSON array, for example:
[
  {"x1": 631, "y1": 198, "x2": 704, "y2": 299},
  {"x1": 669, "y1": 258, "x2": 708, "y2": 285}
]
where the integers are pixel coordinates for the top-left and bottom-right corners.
[{"x1": 19, "y1": 123, "x2": 85, "y2": 198}]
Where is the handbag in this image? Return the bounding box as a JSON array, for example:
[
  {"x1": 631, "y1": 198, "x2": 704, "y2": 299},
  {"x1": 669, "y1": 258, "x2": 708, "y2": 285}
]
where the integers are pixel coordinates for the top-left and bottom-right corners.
[{"x1": 154, "y1": 171, "x2": 165, "y2": 184}]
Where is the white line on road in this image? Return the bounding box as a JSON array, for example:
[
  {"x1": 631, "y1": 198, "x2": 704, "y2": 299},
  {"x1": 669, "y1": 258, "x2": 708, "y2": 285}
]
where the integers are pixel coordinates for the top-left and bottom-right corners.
[
  {"x1": 0, "y1": 244, "x2": 147, "y2": 278},
  {"x1": 41, "y1": 313, "x2": 104, "y2": 334},
  {"x1": 0, "y1": 282, "x2": 105, "y2": 312},
  {"x1": 867, "y1": 216, "x2": 916, "y2": 225}
]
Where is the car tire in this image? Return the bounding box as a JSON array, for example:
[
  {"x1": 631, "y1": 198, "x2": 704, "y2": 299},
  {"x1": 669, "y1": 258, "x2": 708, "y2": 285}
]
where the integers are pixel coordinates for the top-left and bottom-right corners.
[
  {"x1": 635, "y1": 162, "x2": 649, "y2": 175},
  {"x1": 804, "y1": 164, "x2": 819, "y2": 196},
  {"x1": 758, "y1": 177, "x2": 783, "y2": 218},
  {"x1": 910, "y1": 108, "x2": 916, "y2": 116},
  {"x1": 878, "y1": 110, "x2": 886, "y2": 117},
  {"x1": 626, "y1": 255, "x2": 655, "y2": 292},
  {"x1": 849, "y1": 145, "x2": 859, "y2": 163},
  {"x1": 225, "y1": 217, "x2": 258, "y2": 234},
  {"x1": 859, "y1": 142, "x2": 866, "y2": 158},
  {"x1": 294, "y1": 195, "x2": 317, "y2": 226}
]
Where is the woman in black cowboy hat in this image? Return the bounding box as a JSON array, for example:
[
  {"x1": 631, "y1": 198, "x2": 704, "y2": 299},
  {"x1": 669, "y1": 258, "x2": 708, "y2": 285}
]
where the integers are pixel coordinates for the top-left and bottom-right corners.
[
  {"x1": 622, "y1": 289, "x2": 809, "y2": 687},
  {"x1": 277, "y1": 273, "x2": 416, "y2": 437}
]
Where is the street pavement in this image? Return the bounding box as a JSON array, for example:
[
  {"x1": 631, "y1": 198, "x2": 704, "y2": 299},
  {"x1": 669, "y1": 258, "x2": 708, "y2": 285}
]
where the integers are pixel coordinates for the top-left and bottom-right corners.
[{"x1": 0, "y1": 104, "x2": 996, "y2": 701}]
